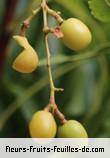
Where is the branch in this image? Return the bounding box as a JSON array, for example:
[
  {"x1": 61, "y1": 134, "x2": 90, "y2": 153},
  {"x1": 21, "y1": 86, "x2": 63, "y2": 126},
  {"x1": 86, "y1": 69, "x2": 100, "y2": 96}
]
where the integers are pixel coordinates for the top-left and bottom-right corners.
[
  {"x1": 42, "y1": 0, "x2": 66, "y2": 124},
  {"x1": 20, "y1": 7, "x2": 41, "y2": 36},
  {"x1": 42, "y1": 0, "x2": 64, "y2": 103}
]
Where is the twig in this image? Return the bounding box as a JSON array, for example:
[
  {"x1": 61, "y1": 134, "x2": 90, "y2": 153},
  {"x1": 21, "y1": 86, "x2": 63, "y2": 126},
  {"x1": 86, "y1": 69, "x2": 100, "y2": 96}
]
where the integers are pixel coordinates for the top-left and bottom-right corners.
[
  {"x1": 46, "y1": 5, "x2": 64, "y2": 24},
  {"x1": 42, "y1": 0, "x2": 66, "y2": 124},
  {"x1": 42, "y1": 0, "x2": 64, "y2": 103},
  {"x1": 20, "y1": 7, "x2": 41, "y2": 36}
]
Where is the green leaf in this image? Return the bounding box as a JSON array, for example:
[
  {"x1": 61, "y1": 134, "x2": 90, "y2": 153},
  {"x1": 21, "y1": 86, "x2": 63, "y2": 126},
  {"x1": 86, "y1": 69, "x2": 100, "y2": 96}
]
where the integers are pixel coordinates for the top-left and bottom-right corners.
[
  {"x1": 105, "y1": 0, "x2": 110, "y2": 7},
  {"x1": 89, "y1": 0, "x2": 110, "y2": 22},
  {"x1": 64, "y1": 67, "x2": 87, "y2": 117},
  {"x1": 84, "y1": 56, "x2": 109, "y2": 122}
]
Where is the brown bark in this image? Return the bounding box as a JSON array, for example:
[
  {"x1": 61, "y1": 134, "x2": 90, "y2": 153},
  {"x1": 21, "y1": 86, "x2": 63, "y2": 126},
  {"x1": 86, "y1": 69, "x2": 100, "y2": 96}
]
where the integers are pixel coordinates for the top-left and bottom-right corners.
[{"x1": 0, "y1": 0, "x2": 18, "y2": 74}]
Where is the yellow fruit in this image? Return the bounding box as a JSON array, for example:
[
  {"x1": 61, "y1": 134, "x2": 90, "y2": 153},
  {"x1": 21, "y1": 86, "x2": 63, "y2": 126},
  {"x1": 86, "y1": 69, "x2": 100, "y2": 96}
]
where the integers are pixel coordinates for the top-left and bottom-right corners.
[
  {"x1": 29, "y1": 111, "x2": 57, "y2": 138},
  {"x1": 57, "y1": 120, "x2": 88, "y2": 138},
  {"x1": 60, "y1": 18, "x2": 92, "y2": 51},
  {"x1": 12, "y1": 49, "x2": 39, "y2": 73},
  {"x1": 12, "y1": 35, "x2": 39, "y2": 73}
]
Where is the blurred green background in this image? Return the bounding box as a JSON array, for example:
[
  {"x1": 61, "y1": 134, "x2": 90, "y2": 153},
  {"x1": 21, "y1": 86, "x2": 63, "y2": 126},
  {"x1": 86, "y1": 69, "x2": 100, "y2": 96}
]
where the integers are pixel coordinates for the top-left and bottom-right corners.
[{"x1": 0, "y1": 0, "x2": 110, "y2": 138}]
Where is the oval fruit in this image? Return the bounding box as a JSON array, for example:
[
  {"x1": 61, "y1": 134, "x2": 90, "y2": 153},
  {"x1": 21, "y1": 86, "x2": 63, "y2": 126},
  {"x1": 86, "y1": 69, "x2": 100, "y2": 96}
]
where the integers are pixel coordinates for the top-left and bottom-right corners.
[
  {"x1": 29, "y1": 111, "x2": 57, "y2": 138},
  {"x1": 57, "y1": 120, "x2": 88, "y2": 138},
  {"x1": 60, "y1": 18, "x2": 92, "y2": 51},
  {"x1": 12, "y1": 49, "x2": 39, "y2": 73}
]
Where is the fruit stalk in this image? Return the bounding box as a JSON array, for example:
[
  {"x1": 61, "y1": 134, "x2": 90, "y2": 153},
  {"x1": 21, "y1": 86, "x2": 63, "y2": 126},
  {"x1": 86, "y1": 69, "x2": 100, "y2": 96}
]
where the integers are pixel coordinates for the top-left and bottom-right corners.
[
  {"x1": 46, "y1": 5, "x2": 64, "y2": 24},
  {"x1": 42, "y1": 0, "x2": 67, "y2": 124},
  {"x1": 42, "y1": 0, "x2": 63, "y2": 103},
  {"x1": 20, "y1": 7, "x2": 41, "y2": 36},
  {"x1": 42, "y1": 0, "x2": 55, "y2": 103}
]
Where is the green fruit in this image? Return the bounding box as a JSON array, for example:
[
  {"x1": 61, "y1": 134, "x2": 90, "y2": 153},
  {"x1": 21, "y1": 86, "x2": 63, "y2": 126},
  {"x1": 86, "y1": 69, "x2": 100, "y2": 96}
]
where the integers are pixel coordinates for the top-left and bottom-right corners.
[
  {"x1": 60, "y1": 18, "x2": 92, "y2": 51},
  {"x1": 29, "y1": 111, "x2": 57, "y2": 138},
  {"x1": 57, "y1": 120, "x2": 88, "y2": 138}
]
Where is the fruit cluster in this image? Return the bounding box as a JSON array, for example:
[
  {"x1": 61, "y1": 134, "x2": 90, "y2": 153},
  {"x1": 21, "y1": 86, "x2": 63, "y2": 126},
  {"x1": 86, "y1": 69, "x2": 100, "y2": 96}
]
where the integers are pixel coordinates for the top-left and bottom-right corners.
[
  {"x1": 29, "y1": 110, "x2": 88, "y2": 138},
  {"x1": 12, "y1": 18, "x2": 92, "y2": 73},
  {"x1": 12, "y1": 0, "x2": 92, "y2": 138}
]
